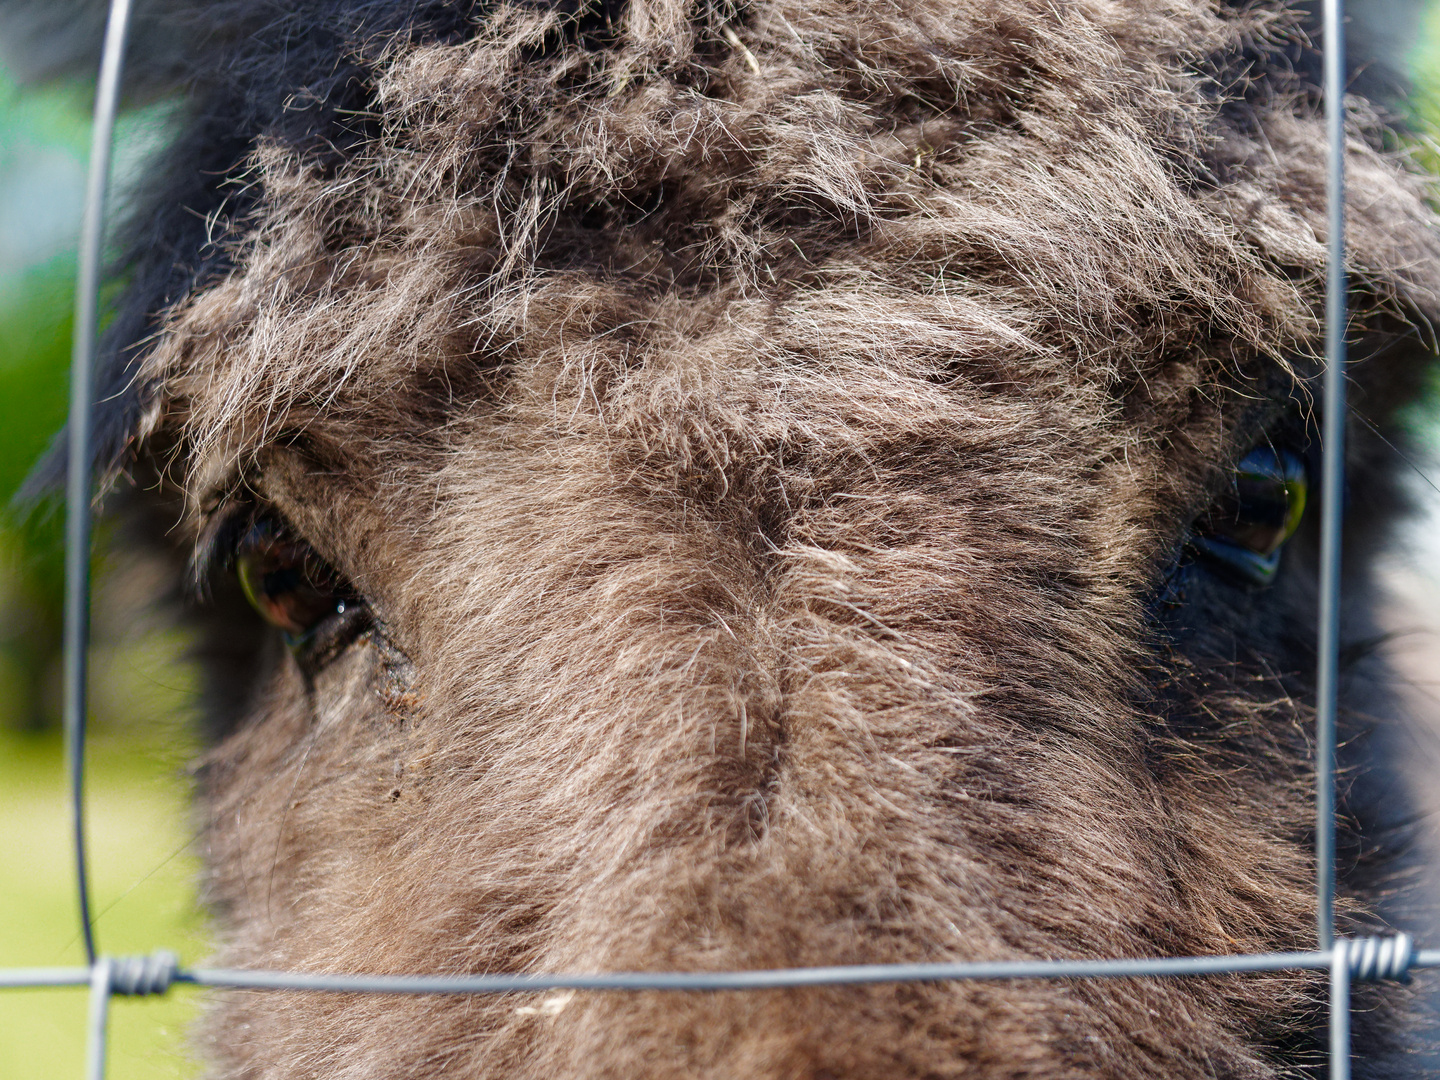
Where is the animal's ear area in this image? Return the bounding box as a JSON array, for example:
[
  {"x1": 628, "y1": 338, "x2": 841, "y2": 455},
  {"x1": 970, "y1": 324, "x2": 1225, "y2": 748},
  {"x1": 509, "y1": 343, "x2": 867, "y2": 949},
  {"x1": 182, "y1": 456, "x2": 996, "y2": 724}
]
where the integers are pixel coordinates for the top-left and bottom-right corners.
[
  {"x1": 1333, "y1": 144, "x2": 1440, "y2": 330},
  {"x1": 1252, "y1": 0, "x2": 1429, "y2": 107},
  {"x1": 0, "y1": 0, "x2": 617, "y2": 97},
  {"x1": 0, "y1": 0, "x2": 198, "y2": 100}
]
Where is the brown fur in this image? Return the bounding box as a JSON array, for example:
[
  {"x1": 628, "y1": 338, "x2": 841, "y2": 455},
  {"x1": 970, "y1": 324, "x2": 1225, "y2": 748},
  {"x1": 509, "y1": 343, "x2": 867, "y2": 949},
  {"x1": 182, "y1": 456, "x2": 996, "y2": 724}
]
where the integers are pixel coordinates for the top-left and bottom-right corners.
[{"x1": 42, "y1": 0, "x2": 1440, "y2": 1074}]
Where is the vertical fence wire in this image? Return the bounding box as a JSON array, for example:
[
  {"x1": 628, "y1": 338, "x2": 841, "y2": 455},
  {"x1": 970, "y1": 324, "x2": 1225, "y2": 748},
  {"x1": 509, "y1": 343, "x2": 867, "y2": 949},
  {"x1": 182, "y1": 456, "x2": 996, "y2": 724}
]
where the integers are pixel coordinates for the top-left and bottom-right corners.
[
  {"x1": 85, "y1": 959, "x2": 113, "y2": 1080},
  {"x1": 1320, "y1": 0, "x2": 1348, "y2": 1073},
  {"x1": 65, "y1": 3, "x2": 134, "y2": 1076},
  {"x1": 1317, "y1": 0, "x2": 1347, "y2": 959},
  {"x1": 64, "y1": 0, "x2": 134, "y2": 972},
  {"x1": 1330, "y1": 942, "x2": 1352, "y2": 1080}
]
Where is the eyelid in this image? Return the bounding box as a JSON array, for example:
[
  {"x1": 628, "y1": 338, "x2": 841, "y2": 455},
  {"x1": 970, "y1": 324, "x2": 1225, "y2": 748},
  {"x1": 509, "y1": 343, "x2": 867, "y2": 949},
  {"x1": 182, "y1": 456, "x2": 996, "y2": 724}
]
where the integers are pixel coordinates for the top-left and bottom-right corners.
[{"x1": 191, "y1": 502, "x2": 263, "y2": 599}]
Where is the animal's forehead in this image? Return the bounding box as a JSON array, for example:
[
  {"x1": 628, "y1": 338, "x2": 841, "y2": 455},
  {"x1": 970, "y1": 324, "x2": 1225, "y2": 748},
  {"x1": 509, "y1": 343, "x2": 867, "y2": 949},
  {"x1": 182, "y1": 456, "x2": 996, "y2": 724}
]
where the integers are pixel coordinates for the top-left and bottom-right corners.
[{"x1": 126, "y1": 0, "x2": 1439, "y2": 509}]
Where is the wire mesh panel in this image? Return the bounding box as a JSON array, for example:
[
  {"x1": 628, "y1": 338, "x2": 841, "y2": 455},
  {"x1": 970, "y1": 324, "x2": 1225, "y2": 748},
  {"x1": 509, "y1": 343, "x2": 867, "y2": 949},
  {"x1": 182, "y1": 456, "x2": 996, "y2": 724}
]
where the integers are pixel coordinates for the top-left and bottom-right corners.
[{"x1": 2, "y1": 0, "x2": 1436, "y2": 1076}]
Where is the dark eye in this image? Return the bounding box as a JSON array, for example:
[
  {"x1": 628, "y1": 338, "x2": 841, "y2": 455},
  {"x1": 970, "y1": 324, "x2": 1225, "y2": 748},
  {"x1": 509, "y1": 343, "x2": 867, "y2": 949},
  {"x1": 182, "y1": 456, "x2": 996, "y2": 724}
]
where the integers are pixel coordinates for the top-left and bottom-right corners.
[
  {"x1": 1189, "y1": 447, "x2": 1308, "y2": 585},
  {"x1": 233, "y1": 517, "x2": 370, "y2": 664}
]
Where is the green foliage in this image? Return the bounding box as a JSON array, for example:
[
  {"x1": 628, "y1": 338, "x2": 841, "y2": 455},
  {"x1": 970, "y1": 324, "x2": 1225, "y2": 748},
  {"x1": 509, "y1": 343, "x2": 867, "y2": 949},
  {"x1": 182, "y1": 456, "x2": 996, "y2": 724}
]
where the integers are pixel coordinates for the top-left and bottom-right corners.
[
  {"x1": 1412, "y1": 3, "x2": 1440, "y2": 178},
  {"x1": 0, "y1": 65, "x2": 174, "y2": 732},
  {"x1": 0, "y1": 61, "x2": 87, "y2": 733},
  {"x1": 0, "y1": 256, "x2": 74, "y2": 503}
]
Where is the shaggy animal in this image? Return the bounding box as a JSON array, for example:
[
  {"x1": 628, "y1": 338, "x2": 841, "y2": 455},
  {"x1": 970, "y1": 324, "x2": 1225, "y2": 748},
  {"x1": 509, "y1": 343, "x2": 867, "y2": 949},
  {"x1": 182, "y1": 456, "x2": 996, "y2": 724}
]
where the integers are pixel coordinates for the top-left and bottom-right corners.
[{"x1": 12, "y1": 0, "x2": 1440, "y2": 1074}]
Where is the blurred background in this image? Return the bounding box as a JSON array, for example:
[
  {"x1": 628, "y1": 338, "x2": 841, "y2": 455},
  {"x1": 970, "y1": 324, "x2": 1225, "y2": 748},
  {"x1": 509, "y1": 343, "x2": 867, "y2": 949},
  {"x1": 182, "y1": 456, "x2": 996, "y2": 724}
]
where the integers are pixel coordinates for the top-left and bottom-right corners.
[
  {"x1": 2, "y1": 4, "x2": 1440, "y2": 1078},
  {"x1": 0, "y1": 58, "x2": 205, "y2": 1080}
]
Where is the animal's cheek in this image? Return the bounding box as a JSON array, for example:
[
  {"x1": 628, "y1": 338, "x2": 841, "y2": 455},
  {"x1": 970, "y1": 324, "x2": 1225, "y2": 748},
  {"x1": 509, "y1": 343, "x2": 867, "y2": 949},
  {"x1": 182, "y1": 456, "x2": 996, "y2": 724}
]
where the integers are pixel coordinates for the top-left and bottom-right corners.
[
  {"x1": 309, "y1": 628, "x2": 422, "y2": 729},
  {"x1": 308, "y1": 635, "x2": 381, "y2": 724},
  {"x1": 199, "y1": 632, "x2": 429, "y2": 936},
  {"x1": 301, "y1": 635, "x2": 429, "y2": 817}
]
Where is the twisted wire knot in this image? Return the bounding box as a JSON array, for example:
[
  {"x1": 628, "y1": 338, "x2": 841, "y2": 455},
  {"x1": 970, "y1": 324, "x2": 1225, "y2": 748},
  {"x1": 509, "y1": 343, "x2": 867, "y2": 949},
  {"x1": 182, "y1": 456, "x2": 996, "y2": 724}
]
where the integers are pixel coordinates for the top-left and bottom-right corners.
[
  {"x1": 1341, "y1": 934, "x2": 1414, "y2": 984},
  {"x1": 109, "y1": 951, "x2": 179, "y2": 996}
]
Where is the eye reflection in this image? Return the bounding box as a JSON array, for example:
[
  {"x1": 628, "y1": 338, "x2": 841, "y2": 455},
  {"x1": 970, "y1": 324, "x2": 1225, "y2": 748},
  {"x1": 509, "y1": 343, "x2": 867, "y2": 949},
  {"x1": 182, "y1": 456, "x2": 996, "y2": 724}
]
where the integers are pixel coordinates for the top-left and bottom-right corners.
[
  {"x1": 234, "y1": 518, "x2": 359, "y2": 642},
  {"x1": 1190, "y1": 447, "x2": 1308, "y2": 586}
]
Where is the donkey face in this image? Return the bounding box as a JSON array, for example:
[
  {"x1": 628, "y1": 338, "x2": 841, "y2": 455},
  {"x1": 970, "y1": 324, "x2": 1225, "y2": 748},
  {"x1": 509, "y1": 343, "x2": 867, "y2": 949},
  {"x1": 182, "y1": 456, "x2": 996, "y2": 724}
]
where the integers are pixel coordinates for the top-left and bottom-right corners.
[{"x1": 68, "y1": 0, "x2": 1440, "y2": 1074}]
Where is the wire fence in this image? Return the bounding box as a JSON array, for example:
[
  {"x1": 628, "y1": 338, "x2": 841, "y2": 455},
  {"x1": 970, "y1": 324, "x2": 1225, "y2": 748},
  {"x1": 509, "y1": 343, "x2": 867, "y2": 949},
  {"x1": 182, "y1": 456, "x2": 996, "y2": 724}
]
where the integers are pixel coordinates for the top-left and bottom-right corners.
[{"x1": 2, "y1": 0, "x2": 1436, "y2": 1077}]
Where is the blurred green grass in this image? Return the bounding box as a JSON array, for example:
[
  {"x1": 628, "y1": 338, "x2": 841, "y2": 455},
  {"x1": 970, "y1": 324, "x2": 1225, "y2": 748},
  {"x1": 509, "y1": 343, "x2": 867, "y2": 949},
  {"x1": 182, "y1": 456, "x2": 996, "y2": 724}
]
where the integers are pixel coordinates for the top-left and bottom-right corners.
[{"x1": 0, "y1": 713, "x2": 207, "y2": 1079}]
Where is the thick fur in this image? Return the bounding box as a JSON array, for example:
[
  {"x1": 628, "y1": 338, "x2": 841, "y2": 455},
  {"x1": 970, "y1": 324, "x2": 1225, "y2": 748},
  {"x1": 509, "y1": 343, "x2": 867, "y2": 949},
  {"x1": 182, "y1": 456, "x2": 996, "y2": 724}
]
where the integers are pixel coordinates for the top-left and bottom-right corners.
[{"x1": 22, "y1": 0, "x2": 1440, "y2": 1075}]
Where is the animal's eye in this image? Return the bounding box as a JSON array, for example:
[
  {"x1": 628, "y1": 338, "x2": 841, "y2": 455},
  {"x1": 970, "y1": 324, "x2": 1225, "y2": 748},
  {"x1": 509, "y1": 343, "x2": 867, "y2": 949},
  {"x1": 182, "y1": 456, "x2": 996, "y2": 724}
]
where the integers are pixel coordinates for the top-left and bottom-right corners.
[
  {"x1": 1189, "y1": 447, "x2": 1308, "y2": 586},
  {"x1": 233, "y1": 518, "x2": 370, "y2": 662}
]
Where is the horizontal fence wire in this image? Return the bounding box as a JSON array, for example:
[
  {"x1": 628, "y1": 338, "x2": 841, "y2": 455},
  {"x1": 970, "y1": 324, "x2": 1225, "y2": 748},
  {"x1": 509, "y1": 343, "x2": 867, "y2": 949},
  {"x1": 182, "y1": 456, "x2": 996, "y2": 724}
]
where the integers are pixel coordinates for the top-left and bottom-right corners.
[
  {"x1": 2, "y1": 0, "x2": 1433, "y2": 1077},
  {"x1": 2, "y1": 945, "x2": 1440, "y2": 995}
]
